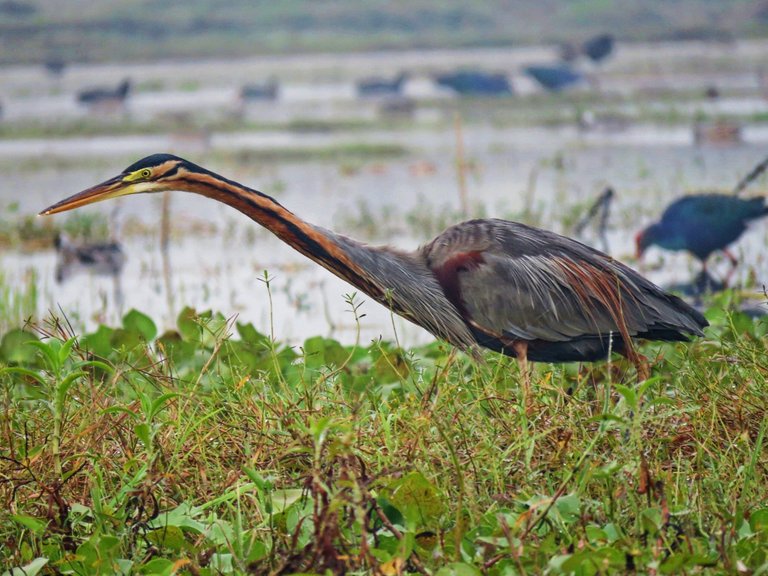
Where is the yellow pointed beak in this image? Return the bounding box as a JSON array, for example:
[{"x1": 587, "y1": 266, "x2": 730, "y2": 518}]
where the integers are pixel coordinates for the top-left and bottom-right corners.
[{"x1": 39, "y1": 174, "x2": 133, "y2": 216}]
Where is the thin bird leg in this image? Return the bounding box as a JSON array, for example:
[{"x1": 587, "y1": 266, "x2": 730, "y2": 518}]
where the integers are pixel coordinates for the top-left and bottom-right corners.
[
  {"x1": 619, "y1": 346, "x2": 650, "y2": 382},
  {"x1": 511, "y1": 340, "x2": 532, "y2": 413},
  {"x1": 633, "y1": 353, "x2": 650, "y2": 383},
  {"x1": 722, "y1": 248, "x2": 739, "y2": 269}
]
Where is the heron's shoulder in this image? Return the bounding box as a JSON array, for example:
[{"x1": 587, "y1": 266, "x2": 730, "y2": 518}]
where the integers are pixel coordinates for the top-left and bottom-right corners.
[{"x1": 421, "y1": 218, "x2": 599, "y2": 263}]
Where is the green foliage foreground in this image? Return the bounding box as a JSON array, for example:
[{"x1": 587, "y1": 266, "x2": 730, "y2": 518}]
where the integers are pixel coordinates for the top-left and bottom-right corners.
[{"x1": 0, "y1": 297, "x2": 767, "y2": 575}]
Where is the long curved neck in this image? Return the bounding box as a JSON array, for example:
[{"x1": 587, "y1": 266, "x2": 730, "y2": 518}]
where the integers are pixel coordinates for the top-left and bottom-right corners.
[
  {"x1": 177, "y1": 168, "x2": 385, "y2": 296},
  {"x1": 174, "y1": 167, "x2": 477, "y2": 350}
]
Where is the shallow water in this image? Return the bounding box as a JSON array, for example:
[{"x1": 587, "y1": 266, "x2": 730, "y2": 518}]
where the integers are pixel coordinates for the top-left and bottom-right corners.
[
  {"x1": 1, "y1": 42, "x2": 767, "y2": 345},
  {"x1": 3, "y1": 138, "x2": 767, "y2": 345}
]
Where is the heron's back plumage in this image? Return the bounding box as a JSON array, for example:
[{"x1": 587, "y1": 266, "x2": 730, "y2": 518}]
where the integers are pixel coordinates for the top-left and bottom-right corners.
[{"x1": 421, "y1": 219, "x2": 707, "y2": 362}]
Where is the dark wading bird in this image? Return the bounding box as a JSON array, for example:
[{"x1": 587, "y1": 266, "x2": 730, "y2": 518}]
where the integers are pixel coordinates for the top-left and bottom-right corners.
[
  {"x1": 357, "y1": 72, "x2": 408, "y2": 98},
  {"x1": 40, "y1": 154, "x2": 707, "y2": 384},
  {"x1": 53, "y1": 233, "x2": 126, "y2": 308},
  {"x1": 525, "y1": 65, "x2": 584, "y2": 93},
  {"x1": 77, "y1": 78, "x2": 131, "y2": 106},
  {"x1": 435, "y1": 71, "x2": 513, "y2": 96},
  {"x1": 53, "y1": 233, "x2": 125, "y2": 283},
  {"x1": 636, "y1": 194, "x2": 768, "y2": 274},
  {"x1": 582, "y1": 34, "x2": 614, "y2": 63}
]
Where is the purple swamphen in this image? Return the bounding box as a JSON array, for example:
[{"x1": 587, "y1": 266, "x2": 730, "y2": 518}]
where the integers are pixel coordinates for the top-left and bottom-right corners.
[
  {"x1": 636, "y1": 193, "x2": 768, "y2": 271},
  {"x1": 525, "y1": 65, "x2": 584, "y2": 92}
]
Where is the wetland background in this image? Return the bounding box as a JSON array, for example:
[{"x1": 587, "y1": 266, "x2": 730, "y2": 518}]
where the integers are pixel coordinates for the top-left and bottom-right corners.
[{"x1": 2, "y1": 5, "x2": 768, "y2": 343}]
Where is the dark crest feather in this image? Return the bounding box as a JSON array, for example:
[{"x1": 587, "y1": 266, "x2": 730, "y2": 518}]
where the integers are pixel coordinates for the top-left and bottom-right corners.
[{"x1": 124, "y1": 153, "x2": 185, "y2": 173}]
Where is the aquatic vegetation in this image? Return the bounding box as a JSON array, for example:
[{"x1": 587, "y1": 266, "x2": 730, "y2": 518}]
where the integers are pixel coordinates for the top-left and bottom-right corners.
[
  {"x1": 0, "y1": 207, "x2": 112, "y2": 251},
  {"x1": 0, "y1": 268, "x2": 37, "y2": 332},
  {"x1": 0, "y1": 295, "x2": 766, "y2": 574}
]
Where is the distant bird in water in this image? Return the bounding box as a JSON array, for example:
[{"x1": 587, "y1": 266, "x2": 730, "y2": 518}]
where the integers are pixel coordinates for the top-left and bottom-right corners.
[
  {"x1": 582, "y1": 34, "x2": 614, "y2": 63},
  {"x1": 435, "y1": 71, "x2": 513, "y2": 96},
  {"x1": 357, "y1": 72, "x2": 408, "y2": 98},
  {"x1": 77, "y1": 78, "x2": 131, "y2": 106},
  {"x1": 239, "y1": 79, "x2": 279, "y2": 102},
  {"x1": 43, "y1": 58, "x2": 66, "y2": 77},
  {"x1": 636, "y1": 194, "x2": 768, "y2": 273},
  {"x1": 40, "y1": 154, "x2": 707, "y2": 384},
  {"x1": 53, "y1": 233, "x2": 126, "y2": 307},
  {"x1": 525, "y1": 65, "x2": 584, "y2": 93},
  {"x1": 558, "y1": 34, "x2": 615, "y2": 64}
]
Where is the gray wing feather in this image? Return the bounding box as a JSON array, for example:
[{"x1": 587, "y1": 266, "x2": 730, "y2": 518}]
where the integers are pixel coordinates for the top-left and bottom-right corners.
[
  {"x1": 460, "y1": 252, "x2": 628, "y2": 341},
  {"x1": 424, "y1": 219, "x2": 705, "y2": 343}
]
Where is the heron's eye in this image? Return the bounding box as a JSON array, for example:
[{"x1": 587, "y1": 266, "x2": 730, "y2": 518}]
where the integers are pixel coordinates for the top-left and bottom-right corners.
[{"x1": 140, "y1": 169, "x2": 151, "y2": 179}]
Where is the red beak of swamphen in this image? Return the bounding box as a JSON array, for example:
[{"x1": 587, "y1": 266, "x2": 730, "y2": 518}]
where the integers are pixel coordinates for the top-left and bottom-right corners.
[{"x1": 634, "y1": 230, "x2": 646, "y2": 260}]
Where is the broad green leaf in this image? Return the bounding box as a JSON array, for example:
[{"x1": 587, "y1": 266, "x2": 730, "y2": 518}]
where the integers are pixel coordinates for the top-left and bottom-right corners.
[
  {"x1": 372, "y1": 347, "x2": 410, "y2": 382},
  {"x1": 245, "y1": 539, "x2": 268, "y2": 563},
  {"x1": 236, "y1": 321, "x2": 268, "y2": 346},
  {"x1": 2, "y1": 557, "x2": 48, "y2": 576},
  {"x1": 554, "y1": 493, "x2": 580, "y2": 524},
  {"x1": 615, "y1": 384, "x2": 637, "y2": 412},
  {"x1": 641, "y1": 508, "x2": 663, "y2": 536},
  {"x1": 376, "y1": 497, "x2": 404, "y2": 528},
  {"x1": 177, "y1": 307, "x2": 203, "y2": 342},
  {"x1": 750, "y1": 508, "x2": 768, "y2": 533},
  {"x1": 146, "y1": 526, "x2": 191, "y2": 552},
  {"x1": 435, "y1": 563, "x2": 482, "y2": 576},
  {"x1": 381, "y1": 471, "x2": 443, "y2": 530},
  {"x1": 134, "y1": 423, "x2": 151, "y2": 447},
  {"x1": 660, "y1": 552, "x2": 686, "y2": 574},
  {"x1": 148, "y1": 503, "x2": 206, "y2": 533},
  {"x1": 0, "y1": 329, "x2": 39, "y2": 365},
  {"x1": 729, "y1": 311, "x2": 755, "y2": 338},
  {"x1": 81, "y1": 325, "x2": 115, "y2": 358},
  {"x1": 303, "y1": 336, "x2": 348, "y2": 369},
  {"x1": 11, "y1": 514, "x2": 47, "y2": 534},
  {"x1": 270, "y1": 488, "x2": 305, "y2": 514},
  {"x1": 209, "y1": 553, "x2": 234, "y2": 573},
  {"x1": 123, "y1": 309, "x2": 157, "y2": 341},
  {"x1": 585, "y1": 525, "x2": 608, "y2": 543},
  {"x1": 157, "y1": 330, "x2": 198, "y2": 366},
  {"x1": 138, "y1": 557, "x2": 174, "y2": 575}
]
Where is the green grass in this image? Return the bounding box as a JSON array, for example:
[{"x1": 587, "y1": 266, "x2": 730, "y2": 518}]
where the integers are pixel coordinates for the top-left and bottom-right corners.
[{"x1": 0, "y1": 292, "x2": 766, "y2": 575}]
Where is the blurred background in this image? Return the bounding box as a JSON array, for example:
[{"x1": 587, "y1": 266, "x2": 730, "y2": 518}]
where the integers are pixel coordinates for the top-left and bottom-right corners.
[{"x1": 1, "y1": 0, "x2": 767, "y2": 344}]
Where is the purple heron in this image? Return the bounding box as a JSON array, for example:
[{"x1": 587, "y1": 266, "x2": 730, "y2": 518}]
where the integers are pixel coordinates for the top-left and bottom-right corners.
[{"x1": 41, "y1": 154, "x2": 707, "y2": 379}]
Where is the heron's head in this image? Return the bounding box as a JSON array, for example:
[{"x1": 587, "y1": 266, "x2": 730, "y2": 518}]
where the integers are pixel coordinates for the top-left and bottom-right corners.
[
  {"x1": 634, "y1": 223, "x2": 659, "y2": 259},
  {"x1": 40, "y1": 153, "x2": 188, "y2": 215}
]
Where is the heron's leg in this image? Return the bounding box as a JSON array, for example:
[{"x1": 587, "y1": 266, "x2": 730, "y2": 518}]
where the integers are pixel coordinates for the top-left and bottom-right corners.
[
  {"x1": 511, "y1": 341, "x2": 532, "y2": 413},
  {"x1": 634, "y1": 354, "x2": 650, "y2": 382},
  {"x1": 619, "y1": 347, "x2": 649, "y2": 382}
]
